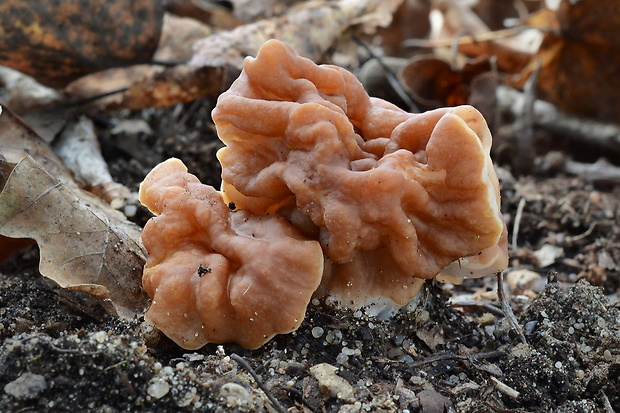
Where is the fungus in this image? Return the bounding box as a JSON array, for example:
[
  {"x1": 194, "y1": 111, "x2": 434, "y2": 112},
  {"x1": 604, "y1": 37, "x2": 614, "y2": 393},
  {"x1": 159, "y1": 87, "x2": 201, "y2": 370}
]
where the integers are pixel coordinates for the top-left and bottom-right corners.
[
  {"x1": 212, "y1": 39, "x2": 507, "y2": 312},
  {"x1": 139, "y1": 39, "x2": 507, "y2": 348},
  {"x1": 139, "y1": 158, "x2": 323, "y2": 349}
]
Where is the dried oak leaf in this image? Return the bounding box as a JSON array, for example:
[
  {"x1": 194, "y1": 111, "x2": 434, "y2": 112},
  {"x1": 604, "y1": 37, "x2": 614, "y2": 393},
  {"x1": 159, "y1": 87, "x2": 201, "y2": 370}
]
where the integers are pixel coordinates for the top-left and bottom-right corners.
[
  {"x1": 0, "y1": 0, "x2": 163, "y2": 88},
  {"x1": 399, "y1": 55, "x2": 491, "y2": 110},
  {"x1": 0, "y1": 107, "x2": 147, "y2": 318},
  {"x1": 66, "y1": 65, "x2": 236, "y2": 111},
  {"x1": 65, "y1": 13, "x2": 237, "y2": 111},
  {"x1": 0, "y1": 106, "x2": 73, "y2": 183},
  {"x1": 519, "y1": 0, "x2": 620, "y2": 122},
  {"x1": 189, "y1": 0, "x2": 404, "y2": 69},
  {"x1": 0, "y1": 155, "x2": 148, "y2": 319},
  {"x1": 429, "y1": 0, "x2": 537, "y2": 73}
]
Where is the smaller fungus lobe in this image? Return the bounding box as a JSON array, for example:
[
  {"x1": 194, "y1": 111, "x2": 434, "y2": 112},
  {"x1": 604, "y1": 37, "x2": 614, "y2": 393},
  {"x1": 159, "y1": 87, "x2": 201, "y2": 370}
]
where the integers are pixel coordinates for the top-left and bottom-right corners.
[{"x1": 139, "y1": 159, "x2": 323, "y2": 349}]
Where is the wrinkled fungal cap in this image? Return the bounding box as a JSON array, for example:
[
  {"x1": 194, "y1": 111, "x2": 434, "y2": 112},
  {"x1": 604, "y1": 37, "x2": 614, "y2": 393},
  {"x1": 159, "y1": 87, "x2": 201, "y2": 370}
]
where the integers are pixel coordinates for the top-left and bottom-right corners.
[
  {"x1": 139, "y1": 39, "x2": 508, "y2": 349},
  {"x1": 139, "y1": 158, "x2": 323, "y2": 349},
  {"x1": 212, "y1": 39, "x2": 508, "y2": 309}
]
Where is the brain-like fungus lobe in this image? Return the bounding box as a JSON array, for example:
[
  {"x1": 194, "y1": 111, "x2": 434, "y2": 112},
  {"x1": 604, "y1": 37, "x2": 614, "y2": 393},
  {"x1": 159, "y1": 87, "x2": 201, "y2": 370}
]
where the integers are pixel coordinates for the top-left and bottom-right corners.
[
  {"x1": 212, "y1": 40, "x2": 507, "y2": 308},
  {"x1": 139, "y1": 159, "x2": 323, "y2": 349},
  {"x1": 139, "y1": 39, "x2": 508, "y2": 349}
]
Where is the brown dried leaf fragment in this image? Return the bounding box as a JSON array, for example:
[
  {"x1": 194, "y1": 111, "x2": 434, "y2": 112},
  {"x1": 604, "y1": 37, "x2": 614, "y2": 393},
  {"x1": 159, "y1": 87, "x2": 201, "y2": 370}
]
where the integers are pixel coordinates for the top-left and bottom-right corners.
[
  {"x1": 0, "y1": 0, "x2": 163, "y2": 88},
  {"x1": 0, "y1": 155, "x2": 148, "y2": 318},
  {"x1": 0, "y1": 106, "x2": 74, "y2": 184},
  {"x1": 518, "y1": 0, "x2": 620, "y2": 122},
  {"x1": 189, "y1": 0, "x2": 404, "y2": 69},
  {"x1": 65, "y1": 64, "x2": 237, "y2": 111}
]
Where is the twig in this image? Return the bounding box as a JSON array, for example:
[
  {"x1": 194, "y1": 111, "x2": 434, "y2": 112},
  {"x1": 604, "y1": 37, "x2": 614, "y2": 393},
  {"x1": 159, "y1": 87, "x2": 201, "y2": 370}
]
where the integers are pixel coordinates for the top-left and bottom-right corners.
[
  {"x1": 280, "y1": 385, "x2": 316, "y2": 412},
  {"x1": 353, "y1": 36, "x2": 420, "y2": 113},
  {"x1": 511, "y1": 59, "x2": 540, "y2": 175},
  {"x1": 564, "y1": 158, "x2": 620, "y2": 185},
  {"x1": 449, "y1": 298, "x2": 506, "y2": 317},
  {"x1": 403, "y1": 26, "x2": 526, "y2": 48},
  {"x1": 47, "y1": 341, "x2": 101, "y2": 355},
  {"x1": 511, "y1": 198, "x2": 526, "y2": 250},
  {"x1": 407, "y1": 350, "x2": 506, "y2": 368},
  {"x1": 230, "y1": 353, "x2": 287, "y2": 413},
  {"x1": 62, "y1": 87, "x2": 129, "y2": 107},
  {"x1": 599, "y1": 390, "x2": 615, "y2": 413},
  {"x1": 490, "y1": 377, "x2": 521, "y2": 399},
  {"x1": 496, "y1": 272, "x2": 527, "y2": 344},
  {"x1": 497, "y1": 86, "x2": 620, "y2": 153},
  {"x1": 564, "y1": 221, "x2": 597, "y2": 244}
]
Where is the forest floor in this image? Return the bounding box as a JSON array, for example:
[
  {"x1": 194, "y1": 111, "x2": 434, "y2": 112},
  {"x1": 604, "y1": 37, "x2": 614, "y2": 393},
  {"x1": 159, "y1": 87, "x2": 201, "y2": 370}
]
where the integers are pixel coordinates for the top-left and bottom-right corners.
[{"x1": 1, "y1": 97, "x2": 619, "y2": 413}]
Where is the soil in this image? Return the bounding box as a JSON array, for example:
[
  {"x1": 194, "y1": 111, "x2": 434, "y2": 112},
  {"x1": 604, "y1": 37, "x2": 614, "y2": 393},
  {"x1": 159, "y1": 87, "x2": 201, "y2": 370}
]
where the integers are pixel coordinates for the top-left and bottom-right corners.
[{"x1": 1, "y1": 99, "x2": 620, "y2": 412}]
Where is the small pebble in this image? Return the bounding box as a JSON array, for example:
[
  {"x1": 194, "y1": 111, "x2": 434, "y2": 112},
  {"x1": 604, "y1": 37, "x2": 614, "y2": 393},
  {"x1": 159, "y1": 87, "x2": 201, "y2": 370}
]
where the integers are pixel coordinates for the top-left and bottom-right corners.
[
  {"x1": 124, "y1": 204, "x2": 138, "y2": 218},
  {"x1": 393, "y1": 335, "x2": 405, "y2": 346},
  {"x1": 309, "y1": 363, "x2": 354, "y2": 400},
  {"x1": 336, "y1": 353, "x2": 349, "y2": 364},
  {"x1": 93, "y1": 331, "x2": 107, "y2": 343},
  {"x1": 147, "y1": 380, "x2": 170, "y2": 399},
  {"x1": 4, "y1": 373, "x2": 47, "y2": 400},
  {"x1": 219, "y1": 382, "x2": 253, "y2": 408},
  {"x1": 325, "y1": 330, "x2": 343, "y2": 345},
  {"x1": 524, "y1": 320, "x2": 538, "y2": 335},
  {"x1": 312, "y1": 327, "x2": 324, "y2": 338}
]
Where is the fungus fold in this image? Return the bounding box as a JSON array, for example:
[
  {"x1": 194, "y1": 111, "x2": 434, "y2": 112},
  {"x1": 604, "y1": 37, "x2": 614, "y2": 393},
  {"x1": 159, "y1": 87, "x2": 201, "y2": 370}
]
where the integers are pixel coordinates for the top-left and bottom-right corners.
[{"x1": 139, "y1": 39, "x2": 508, "y2": 349}]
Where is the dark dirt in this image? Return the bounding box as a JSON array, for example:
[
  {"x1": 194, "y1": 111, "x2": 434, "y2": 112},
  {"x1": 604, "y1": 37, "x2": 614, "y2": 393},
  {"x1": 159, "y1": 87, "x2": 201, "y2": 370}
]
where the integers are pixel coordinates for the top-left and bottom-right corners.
[{"x1": 1, "y1": 91, "x2": 620, "y2": 412}]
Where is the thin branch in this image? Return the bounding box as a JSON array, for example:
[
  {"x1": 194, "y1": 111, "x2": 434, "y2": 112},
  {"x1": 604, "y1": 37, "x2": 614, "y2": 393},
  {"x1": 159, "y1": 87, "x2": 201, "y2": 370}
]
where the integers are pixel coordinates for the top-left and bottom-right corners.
[
  {"x1": 490, "y1": 377, "x2": 521, "y2": 399},
  {"x1": 496, "y1": 272, "x2": 527, "y2": 344},
  {"x1": 497, "y1": 86, "x2": 620, "y2": 153},
  {"x1": 449, "y1": 298, "x2": 506, "y2": 317},
  {"x1": 63, "y1": 87, "x2": 129, "y2": 107},
  {"x1": 406, "y1": 349, "x2": 506, "y2": 368},
  {"x1": 353, "y1": 36, "x2": 420, "y2": 113},
  {"x1": 230, "y1": 353, "x2": 287, "y2": 413},
  {"x1": 403, "y1": 26, "x2": 526, "y2": 48},
  {"x1": 512, "y1": 198, "x2": 526, "y2": 250}
]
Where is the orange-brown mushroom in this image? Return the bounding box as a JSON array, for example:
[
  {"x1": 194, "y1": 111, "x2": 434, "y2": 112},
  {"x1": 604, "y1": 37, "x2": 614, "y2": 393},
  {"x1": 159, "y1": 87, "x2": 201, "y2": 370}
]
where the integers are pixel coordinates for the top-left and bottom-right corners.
[
  {"x1": 139, "y1": 158, "x2": 323, "y2": 349},
  {"x1": 139, "y1": 39, "x2": 508, "y2": 348},
  {"x1": 212, "y1": 39, "x2": 507, "y2": 311}
]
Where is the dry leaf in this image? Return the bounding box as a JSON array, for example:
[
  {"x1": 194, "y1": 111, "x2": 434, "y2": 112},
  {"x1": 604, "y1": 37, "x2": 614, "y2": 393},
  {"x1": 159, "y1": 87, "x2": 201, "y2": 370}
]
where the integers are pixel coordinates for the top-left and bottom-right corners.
[
  {"x1": 0, "y1": 106, "x2": 74, "y2": 183},
  {"x1": 165, "y1": 0, "x2": 240, "y2": 29},
  {"x1": 153, "y1": 13, "x2": 214, "y2": 63},
  {"x1": 377, "y1": 0, "x2": 431, "y2": 56},
  {"x1": 189, "y1": 0, "x2": 404, "y2": 69},
  {"x1": 417, "y1": 388, "x2": 454, "y2": 413},
  {"x1": 52, "y1": 116, "x2": 132, "y2": 207},
  {"x1": 0, "y1": 106, "x2": 147, "y2": 318},
  {"x1": 62, "y1": 8, "x2": 240, "y2": 111},
  {"x1": 231, "y1": 0, "x2": 300, "y2": 22},
  {"x1": 0, "y1": 67, "x2": 63, "y2": 115},
  {"x1": 399, "y1": 54, "x2": 491, "y2": 110},
  {"x1": 430, "y1": 0, "x2": 538, "y2": 73},
  {"x1": 0, "y1": 155, "x2": 148, "y2": 319},
  {"x1": 519, "y1": 0, "x2": 620, "y2": 122},
  {"x1": 65, "y1": 64, "x2": 236, "y2": 111},
  {"x1": 0, "y1": 0, "x2": 163, "y2": 88}
]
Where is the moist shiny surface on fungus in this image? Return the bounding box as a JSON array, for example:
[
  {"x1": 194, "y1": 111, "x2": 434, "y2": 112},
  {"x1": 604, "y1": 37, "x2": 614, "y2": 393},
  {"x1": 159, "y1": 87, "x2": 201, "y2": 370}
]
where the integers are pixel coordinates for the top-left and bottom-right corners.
[
  {"x1": 212, "y1": 39, "x2": 507, "y2": 309},
  {"x1": 139, "y1": 39, "x2": 507, "y2": 349},
  {"x1": 139, "y1": 159, "x2": 323, "y2": 349}
]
